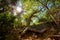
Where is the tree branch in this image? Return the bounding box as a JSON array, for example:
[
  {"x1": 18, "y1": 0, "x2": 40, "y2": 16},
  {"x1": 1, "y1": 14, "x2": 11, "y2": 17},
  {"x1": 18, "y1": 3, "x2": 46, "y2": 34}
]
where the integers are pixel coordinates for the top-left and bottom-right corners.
[
  {"x1": 26, "y1": 10, "x2": 40, "y2": 26},
  {"x1": 38, "y1": 0, "x2": 60, "y2": 28}
]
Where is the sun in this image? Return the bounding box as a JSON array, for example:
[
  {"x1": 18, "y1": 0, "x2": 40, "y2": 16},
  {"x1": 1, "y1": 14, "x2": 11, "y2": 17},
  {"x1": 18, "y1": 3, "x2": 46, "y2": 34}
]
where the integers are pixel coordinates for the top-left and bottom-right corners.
[{"x1": 16, "y1": 6, "x2": 22, "y2": 13}]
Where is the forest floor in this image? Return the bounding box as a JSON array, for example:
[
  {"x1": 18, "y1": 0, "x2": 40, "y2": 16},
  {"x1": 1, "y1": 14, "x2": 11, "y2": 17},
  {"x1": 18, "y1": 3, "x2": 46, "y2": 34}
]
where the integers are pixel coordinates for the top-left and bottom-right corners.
[
  {"x1": 18, "y1": 28, "x2": 60, "y2": 40},
  {"x1": 19, "y1": 34, "x2": 56, "y2": 40}
]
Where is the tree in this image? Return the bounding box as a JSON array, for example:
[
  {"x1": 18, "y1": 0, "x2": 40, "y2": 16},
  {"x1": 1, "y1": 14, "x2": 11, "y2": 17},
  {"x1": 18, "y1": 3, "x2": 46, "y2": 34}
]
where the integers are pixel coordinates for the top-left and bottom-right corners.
[
  {"x1": 0, "y1": 0, "x2": 60, "y2": 40},
  {"x1": 20, "y1": 0, "x2": 60, "y2": 31}
]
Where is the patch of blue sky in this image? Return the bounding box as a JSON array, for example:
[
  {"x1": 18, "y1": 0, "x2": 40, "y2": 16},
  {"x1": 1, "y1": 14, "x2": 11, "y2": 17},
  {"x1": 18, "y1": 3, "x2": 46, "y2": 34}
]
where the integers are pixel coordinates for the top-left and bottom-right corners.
[
  {"x1": 47, "y1": 2, "x2": 53, "y2": 9},
  {"x1": 38, "y1": 6, "x2": 43, "y2": 10},
  {"x1": 32, "y1": 10, "x2": 47, "y2": 24},
  {"x1": 37, "y1": 9, "x2": 47, "y2": 19}
]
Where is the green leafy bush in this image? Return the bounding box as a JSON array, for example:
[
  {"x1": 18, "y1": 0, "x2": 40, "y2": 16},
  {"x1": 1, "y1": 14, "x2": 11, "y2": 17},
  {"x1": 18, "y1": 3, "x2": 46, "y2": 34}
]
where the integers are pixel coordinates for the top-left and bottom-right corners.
[{"x1": 0, "y1": 12, "x2": 16, "y2": 40}]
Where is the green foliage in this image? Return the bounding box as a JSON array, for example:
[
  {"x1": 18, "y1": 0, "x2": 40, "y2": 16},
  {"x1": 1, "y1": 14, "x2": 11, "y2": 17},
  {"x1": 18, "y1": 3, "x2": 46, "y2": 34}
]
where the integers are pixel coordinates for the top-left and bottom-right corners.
[
  {"x1": 0, "y1": 12, "x2": 16, "y2": 39},
  {"x1": 0, "y1": 0, "x2": 60, "y2": 39},
  {"x1": 1, "y1": 0, "x2": 59, "y2": 26},
  {"x1": 20, "y1": 0, "x2": 60, "y2": 26}
]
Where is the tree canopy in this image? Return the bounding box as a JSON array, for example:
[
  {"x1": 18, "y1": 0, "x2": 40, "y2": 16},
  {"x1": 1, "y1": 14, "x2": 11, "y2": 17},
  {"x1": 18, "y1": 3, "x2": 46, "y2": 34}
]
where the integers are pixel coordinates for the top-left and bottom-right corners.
[{"x1": 0, "y1": 0, "x2": 60, "y2": 40}]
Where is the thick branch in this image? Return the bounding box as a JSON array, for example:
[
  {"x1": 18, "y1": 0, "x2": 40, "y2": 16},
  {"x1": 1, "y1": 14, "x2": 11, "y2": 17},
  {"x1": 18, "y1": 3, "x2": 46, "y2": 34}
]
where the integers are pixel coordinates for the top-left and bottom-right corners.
[{"x1": 26, "y1": 10, "x2": 40, "y2": 26}]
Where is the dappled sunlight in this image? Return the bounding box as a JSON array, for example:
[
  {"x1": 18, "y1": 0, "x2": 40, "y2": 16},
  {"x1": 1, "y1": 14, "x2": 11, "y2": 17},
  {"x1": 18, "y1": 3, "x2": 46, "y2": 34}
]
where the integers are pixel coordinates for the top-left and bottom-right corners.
[
  {"x1": 0, "y1": 0, "x2": 60, "y2": 40},
  {"x1": 12, "y1": 0, "x2": 23, "y2": 16},
  {"x1": 16, "y1": 6, "x2": 22, "y2": 13}
]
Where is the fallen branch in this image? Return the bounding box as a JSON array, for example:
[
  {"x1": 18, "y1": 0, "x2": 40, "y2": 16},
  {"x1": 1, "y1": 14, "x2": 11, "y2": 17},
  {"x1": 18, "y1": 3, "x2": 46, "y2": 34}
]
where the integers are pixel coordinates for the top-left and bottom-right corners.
[{"x1": 49, "y1": 35, "x2": 60, "y2": 38}]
